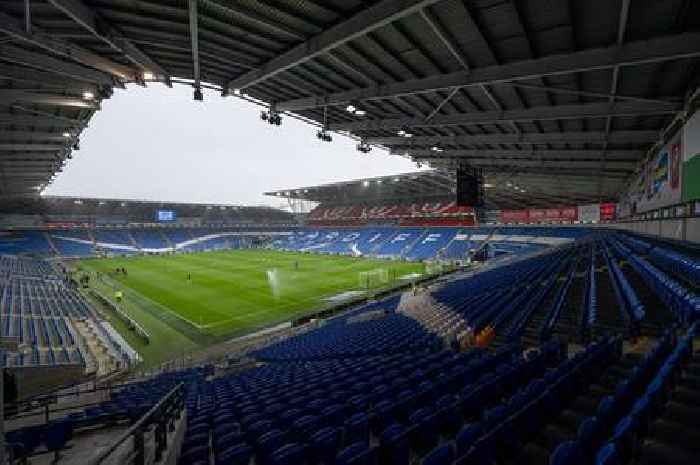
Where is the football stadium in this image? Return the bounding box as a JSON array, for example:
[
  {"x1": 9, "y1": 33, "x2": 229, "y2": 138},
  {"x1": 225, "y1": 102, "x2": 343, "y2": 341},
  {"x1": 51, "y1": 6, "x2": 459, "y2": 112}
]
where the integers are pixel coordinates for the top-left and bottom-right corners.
[{"x1": 1, "y1": 1, "x2": 700, "y2": 465}]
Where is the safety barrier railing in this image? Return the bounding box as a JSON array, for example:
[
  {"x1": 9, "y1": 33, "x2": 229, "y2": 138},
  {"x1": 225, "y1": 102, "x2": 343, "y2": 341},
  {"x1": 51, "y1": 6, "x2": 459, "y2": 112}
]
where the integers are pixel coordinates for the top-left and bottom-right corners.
[{"x1": 88, "y1": 382, "x2": 185, "y2": 465}]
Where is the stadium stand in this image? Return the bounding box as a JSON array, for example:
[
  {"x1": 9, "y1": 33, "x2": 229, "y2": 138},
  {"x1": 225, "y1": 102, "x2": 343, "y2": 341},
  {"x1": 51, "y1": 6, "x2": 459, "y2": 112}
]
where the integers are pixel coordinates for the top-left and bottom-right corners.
[
  {"x1": 2, "y1": 230, "x2": 699, "y2": 465},
  {"x1": 1, "y1": 0, "x2": 699, "y2": 461},
  {"x1": 49, "y1": 230, "x2": 95, "y2": 257},
  {"x1": 0, "y1": 255, "x2": 137, "y2": 378}
]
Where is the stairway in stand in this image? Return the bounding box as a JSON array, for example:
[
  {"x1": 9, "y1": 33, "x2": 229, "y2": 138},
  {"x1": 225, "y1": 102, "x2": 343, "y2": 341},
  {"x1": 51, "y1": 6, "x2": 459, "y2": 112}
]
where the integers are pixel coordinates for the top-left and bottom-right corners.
[{"x1": 44, "y1": 231, "x2": 60, "y2": 255}]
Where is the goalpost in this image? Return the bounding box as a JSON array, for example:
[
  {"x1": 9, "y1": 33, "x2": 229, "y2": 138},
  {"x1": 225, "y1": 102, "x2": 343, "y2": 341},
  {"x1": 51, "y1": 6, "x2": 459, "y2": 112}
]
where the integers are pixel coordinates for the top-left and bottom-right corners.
[{"x1": 358, "y1": 268, "x2": 390, "y2": 289}]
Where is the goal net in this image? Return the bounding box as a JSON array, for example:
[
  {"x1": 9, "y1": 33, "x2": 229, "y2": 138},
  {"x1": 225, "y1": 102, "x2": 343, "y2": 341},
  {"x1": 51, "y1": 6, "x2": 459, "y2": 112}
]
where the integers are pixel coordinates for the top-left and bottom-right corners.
[{"x1": 358, "y1": 268, "x2": 389, "y2": 289}]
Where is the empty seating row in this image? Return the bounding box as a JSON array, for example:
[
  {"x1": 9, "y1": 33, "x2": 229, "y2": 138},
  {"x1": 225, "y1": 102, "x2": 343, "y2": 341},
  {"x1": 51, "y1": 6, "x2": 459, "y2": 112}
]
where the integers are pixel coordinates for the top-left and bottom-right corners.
[
  {"x1": 611, "y1": 238, "x2": 699, "y2": 324},
  {"x1": 548, "y1": 322, "x2": 698, "y2": 465}
]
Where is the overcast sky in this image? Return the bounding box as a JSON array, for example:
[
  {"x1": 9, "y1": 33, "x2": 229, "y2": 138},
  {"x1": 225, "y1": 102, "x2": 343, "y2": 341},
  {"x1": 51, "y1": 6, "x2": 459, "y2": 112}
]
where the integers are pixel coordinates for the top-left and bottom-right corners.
[{"x1": 45, "y1": 84, "x2": 422, "y2": 207}]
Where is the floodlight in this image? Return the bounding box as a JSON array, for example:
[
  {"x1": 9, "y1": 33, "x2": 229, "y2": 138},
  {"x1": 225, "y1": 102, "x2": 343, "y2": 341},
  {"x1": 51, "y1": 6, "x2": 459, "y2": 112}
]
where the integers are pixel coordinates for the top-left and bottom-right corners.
[
  {"x1": 82, "y1": 91, "x2": 95, "y2": 100},
  {"x1": 354, "y1": 110, "x2": 366, "y2": 116},
  {"x1": 346, "y1": 105, "x2": 356, "y2": 113},
  {"x1": 62, "y1": 132, "x2": 71, "y2": 138}
]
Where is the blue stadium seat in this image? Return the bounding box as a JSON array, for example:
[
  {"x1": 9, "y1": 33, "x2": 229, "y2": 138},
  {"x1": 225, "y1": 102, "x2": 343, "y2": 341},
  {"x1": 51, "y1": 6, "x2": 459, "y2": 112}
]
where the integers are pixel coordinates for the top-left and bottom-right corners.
[
  {"x1": 595, "y1": 444, "x2": 620, "y2": 465},
  {"x1": 378, "y1": 423, "x2": 410, "y2": 465},
  {"x1": 422, "y1": 443, "x2": 455, "y2": 465}
]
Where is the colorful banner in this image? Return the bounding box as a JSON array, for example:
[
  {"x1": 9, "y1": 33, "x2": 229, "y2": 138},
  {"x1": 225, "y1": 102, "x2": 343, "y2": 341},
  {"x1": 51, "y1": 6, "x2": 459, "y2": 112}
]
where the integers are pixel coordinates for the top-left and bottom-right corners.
[
  {"x1": 501, "y1": 210, "x2": 528, "y2": 222},
  {"x1": 622, "y1": 130, "x2": 683, "y2": 213},
  {"x1": 683, "y1": 111, "x2": 700, "y2": 201},
  {"x1": 545, "y1": 208, "x2": 561, "y2": 220},
  {"x1": 529, "y1": 209, "x2": 546, "y2": 221},
  {"x1": 600, "y1": 203, "x2": 617, "y2": 221},
  {"x1": 560, "y1": 207, "x2": 578, "y2": 220}
]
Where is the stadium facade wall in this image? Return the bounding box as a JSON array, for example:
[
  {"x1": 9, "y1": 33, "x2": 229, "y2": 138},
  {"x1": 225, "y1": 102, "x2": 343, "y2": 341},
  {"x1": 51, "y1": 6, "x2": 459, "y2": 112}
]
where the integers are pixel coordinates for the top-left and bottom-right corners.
[
  {"x1": 10, "y1": 364, "x2": 85, "y2": 400},
  {"x1": 600, "y1": 217, "x2": 700, "y2": 244}
]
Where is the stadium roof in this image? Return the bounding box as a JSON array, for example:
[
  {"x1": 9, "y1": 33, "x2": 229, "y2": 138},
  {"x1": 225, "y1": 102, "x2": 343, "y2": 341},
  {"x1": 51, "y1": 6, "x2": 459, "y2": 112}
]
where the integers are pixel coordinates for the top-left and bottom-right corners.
[
  {"x1": 0, "y1": 194, "x2": 292, "y2": 219},
  {"x1": 1, "y1": 0, "x2": 699, "y2": 204},
  {"x1": 264, "y1": 169, "x2": 611, "y2": 209}
]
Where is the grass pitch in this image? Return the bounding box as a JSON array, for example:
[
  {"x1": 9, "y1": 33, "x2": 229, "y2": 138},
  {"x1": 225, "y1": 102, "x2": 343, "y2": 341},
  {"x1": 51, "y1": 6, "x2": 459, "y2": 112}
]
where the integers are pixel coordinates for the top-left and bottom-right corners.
[{"x1": 78, "y1": 249, "x2": 425, "y2": 366}]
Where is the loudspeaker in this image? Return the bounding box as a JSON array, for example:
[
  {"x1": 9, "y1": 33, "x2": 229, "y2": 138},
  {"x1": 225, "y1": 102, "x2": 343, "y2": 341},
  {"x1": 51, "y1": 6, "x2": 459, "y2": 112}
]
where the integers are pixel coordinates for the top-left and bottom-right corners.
[{"x1": 456, "y1": 166, "x2": 483, "y2": 206}]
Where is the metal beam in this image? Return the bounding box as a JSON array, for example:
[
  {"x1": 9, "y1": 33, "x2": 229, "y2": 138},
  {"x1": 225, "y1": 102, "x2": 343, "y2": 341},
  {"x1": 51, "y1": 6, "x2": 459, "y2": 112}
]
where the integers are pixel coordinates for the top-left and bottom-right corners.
[
  {"x1": 0, "y1": 11, "x2": 135, "y2": 81},
  {"x1": 403, "y1": 148, "x2": 643, "y2": 161},
  {"x1": 0, "y1": 144, "x2": 64, "y2": 151},
  {"x1": 202, "y1": 0, "x2": 306, "y2": 41},
  {"x1": 366, "y1": 130, "x2": 658, "y2": 146},
  {"x1": 10, "y1": 105, "x2": 89, "y2": 127},
  {"x1": 599, "y1": 0, "x2": 632, "y2": 199},
  {"x1": 47, "y1": 0, "x2": 170, "y2": 81},
  {"x1": 0, "y1": 44, "x2": 114, "y2": 85},
  {"x1": 421, "y1": 158, "x2": 635, "y2": 171},
  {"x1": 0, "y1": 130, "x2": 70, "y2": 141},
  {"x1": 331, "y1": 100, "x2": 679, "y2": 131},
  {"x1": 188, "y1": 0, "x2": 200, "y2": 91},
  {"x1": 277, "y1": 32, "x2": 700, "y2": 111},
  {"x1": 226, "y1": 0, "x2": 443, "y2": 91},
  {"x1": 0, "y1": 91, "x2": 98, "y2": 108},
  {"x1": 0, "y1": 115, "x2": 84, "y2": 128},
  {"x1": 0, "y1": 64, "x2": 99, "y2": 95},
  {"x1": 0, "y1": 154, "x2": 59, "y2": 162},
  {"x1": 483, "y1": 166, "x2": 628, "y2": 178}
]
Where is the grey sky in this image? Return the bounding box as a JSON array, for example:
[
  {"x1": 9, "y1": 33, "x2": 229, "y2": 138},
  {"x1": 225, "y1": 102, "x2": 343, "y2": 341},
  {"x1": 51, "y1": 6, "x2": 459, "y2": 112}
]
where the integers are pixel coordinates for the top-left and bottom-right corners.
[{"x1": 45, "y1": 84, "x2": 422, "y2": 207}]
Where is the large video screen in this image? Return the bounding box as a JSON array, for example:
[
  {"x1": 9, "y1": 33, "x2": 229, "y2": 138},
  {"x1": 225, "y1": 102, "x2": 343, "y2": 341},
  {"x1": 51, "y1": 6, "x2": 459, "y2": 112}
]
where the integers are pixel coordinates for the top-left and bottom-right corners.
[{"x1": 156, "y1": 210, "x2": 176, "y2": 222}]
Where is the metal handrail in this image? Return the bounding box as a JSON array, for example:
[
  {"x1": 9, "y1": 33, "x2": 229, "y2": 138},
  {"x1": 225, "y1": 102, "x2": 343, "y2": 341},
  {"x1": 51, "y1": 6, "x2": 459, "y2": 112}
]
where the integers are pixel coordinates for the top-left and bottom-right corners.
[{"x1": 89, "y1": 382, "x2": 185, "y2": 465}]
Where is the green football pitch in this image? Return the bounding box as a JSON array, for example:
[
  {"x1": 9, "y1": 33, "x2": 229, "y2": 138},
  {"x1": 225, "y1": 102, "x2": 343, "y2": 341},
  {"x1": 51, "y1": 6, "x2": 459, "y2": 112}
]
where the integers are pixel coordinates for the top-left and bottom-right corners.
[{"x1": 78, "y1": 249, "x2": 425, "y2": 366}]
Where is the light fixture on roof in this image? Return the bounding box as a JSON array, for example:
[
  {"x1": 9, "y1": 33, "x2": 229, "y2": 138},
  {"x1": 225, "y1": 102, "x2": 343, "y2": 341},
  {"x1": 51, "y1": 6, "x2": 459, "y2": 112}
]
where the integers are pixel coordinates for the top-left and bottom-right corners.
[
  {"x1": 484, "y1": 183, "x2": 494, "y2": 188},
  {"x1": 397, "y1": 129, "x2": 413, "y2": 138},
  {"x1": 345, "y1": 104, "x2": 366, "y2": 117},
  {"x1": 82, "y1": 91, "x2": 94, "y2": 100},
  {"x1": 261, "y1": 108, "x2": 282, "y2": 126},
  {"x1": 356, "y1": 140, "x2": 371, "y2": 153},
  {"x1": 431, "y1": 146, "x2": 444, "y2": 152},
  {"x1": 394, "y1": 177, "x2": 400, "y2": 182},
  {"x1": 506, "y1": 182, "x2": 512, "y2": 187},
  {"x1": 521, "y1": 189, "x2": 527, "y2": 193},
  {"x1": 316, "y1": 130, "x2": 332, "y2": 142},
  {"x1": 143, "y1": 71, "x2": 154, "y2": 80},
  {"x1": 376, "y1": 179, "x2": 382, "y2": 184},
  {"x1": 62, "y1": 132, "x2": 71, "y2": 138}
]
